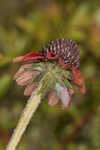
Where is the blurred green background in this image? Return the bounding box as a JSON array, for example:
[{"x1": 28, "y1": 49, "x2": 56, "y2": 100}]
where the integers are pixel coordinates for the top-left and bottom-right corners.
[{"x1": 0, "y1": 0, "x2": 100, "y2": 150}]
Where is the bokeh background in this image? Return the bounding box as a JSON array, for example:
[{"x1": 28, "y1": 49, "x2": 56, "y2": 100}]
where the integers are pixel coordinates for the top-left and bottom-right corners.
[{"x1": 0, "y1": 0, "x2": 100, "y2": 150}]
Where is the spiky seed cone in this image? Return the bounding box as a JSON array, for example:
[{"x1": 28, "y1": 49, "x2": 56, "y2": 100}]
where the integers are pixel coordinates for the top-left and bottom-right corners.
[{"x1": 41, "y1": 38, "x2": 80, "y2": 69}]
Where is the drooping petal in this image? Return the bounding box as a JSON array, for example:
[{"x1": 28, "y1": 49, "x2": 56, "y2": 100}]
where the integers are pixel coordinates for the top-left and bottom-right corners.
[
  {"x1": 54, "y1": 83, "x2": 71, "y2": 108},
  {"x1": 13, "y1": 56, "x2": 24, "y2": 62},
  {"x1": 72, "y1": 69, "x2": 82, "y2": 78},
  {"x1": 24, "y1": 82, "x2": 37, "y2": 96},
  {"x1": 71, "y1": 68, "x2": 86, "y2": 94},
  {"x1": 72, "y1": 74, "x2": 84, "y2": 87},
  {"x1": 68, "y1": 88, "x2": 74, "y2": 96},
  {"x1": 59, "y1": 85, "x2": 71, "y2": 108},
  {"x1": 16, "y1": 70, "x2": 35, "y2": 86},
  {"x1": 13, "y1": 63, "x2": 33, "y2": 80},
  {"x1": 78, "y1": 85, "x2": 86, "y2": 94},
  {"x1": 23, "y1": 52, "x2": 44, "y2": 62},
  {"x1": 48, "y1": 90, "x2": 59, "y2": 106},
  {"x1": 61, "y1": 98, "x2": 72, "y2": 109}
]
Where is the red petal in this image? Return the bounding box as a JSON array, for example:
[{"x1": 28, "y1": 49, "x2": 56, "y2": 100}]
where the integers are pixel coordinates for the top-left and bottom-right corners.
[
  {"x1": 23, "y1": 52, "x2": 44, "y2": 61},
  {"x1": 16, "y1": 70, "x2": 35, "y2": 86},
  {"x1": 13, "y1": 56, "x2": 24, "y2": 62},
  {"x1": 13, "y1": 63, "x2": 33, "y2": 80},
  {"x1": 71, "y1": 69, "x2": 86, "y2": 94},
  {"x1": 72, "y1": 68, "x2": 82, "y2": 78},
  {"x1": 24, "y1": 82, "x2": 37, "y2": 96},
  {"x1": 69, "y1": 88, "x2": 74, "y2": 96},
  {"x1": 61, "y1": 99, "x2": 72, "y2": 109},
  {"x1": 78, "y1": 86, "x2": 86, "y2": 95},
  {"x1": 58, "y1": 58, "x2": 67, "y2": 68},
  {"x1": 48, "y1": 90, "x2": 59, "y2": 106}
]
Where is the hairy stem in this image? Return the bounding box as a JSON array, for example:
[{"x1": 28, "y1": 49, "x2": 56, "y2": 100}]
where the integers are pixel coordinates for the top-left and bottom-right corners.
[{"x1": 6, "y1": 90, "x2": 41, "y2": 150}]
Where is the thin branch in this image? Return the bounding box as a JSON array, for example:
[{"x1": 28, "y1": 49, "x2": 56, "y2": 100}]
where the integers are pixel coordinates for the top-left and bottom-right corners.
[
  {"x1": 0, "y1": 126, "x2": 9, "y2": 144},
  {"x1": 61, "y1": 104, "x2": 98, "y2": 145}
]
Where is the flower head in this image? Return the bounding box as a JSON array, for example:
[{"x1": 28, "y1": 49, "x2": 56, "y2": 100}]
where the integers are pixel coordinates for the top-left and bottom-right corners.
[{"x1": 13, "y1": 38, "x2": 86, "y2": 109}]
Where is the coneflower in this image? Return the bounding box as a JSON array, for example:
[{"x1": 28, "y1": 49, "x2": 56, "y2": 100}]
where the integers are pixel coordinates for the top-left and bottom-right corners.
[{"x1": 6, "y1": 38, "x2": 85, "y2": 150}]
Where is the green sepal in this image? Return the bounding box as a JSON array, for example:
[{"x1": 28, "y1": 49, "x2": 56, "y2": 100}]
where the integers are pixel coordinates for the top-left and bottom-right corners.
[
  {"x1": 31, "y1": 72, "x2": 41, "y2": 82},
  {"x1": 63, "y1": 79, "x2": 72, "y2": 89},
  {"x1": 38, "y1": 74, "x2": 55, "y2": 97},
  {"x1": 63, "y1": 70, "x2": 71, "y2": 79},
  {"x1": 24, "y1": 63, "x2": 44, "y2": 72}
]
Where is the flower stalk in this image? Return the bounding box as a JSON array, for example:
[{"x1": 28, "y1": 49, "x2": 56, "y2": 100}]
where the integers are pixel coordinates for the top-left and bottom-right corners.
[{"x1": 6, "y1": 87, "x2": 41, "y2": 150}]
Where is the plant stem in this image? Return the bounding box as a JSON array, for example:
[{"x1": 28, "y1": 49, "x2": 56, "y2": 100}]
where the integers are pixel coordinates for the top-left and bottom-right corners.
[{"x1": 6, "y1": 90, "x2": 41, "y2": 150}]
